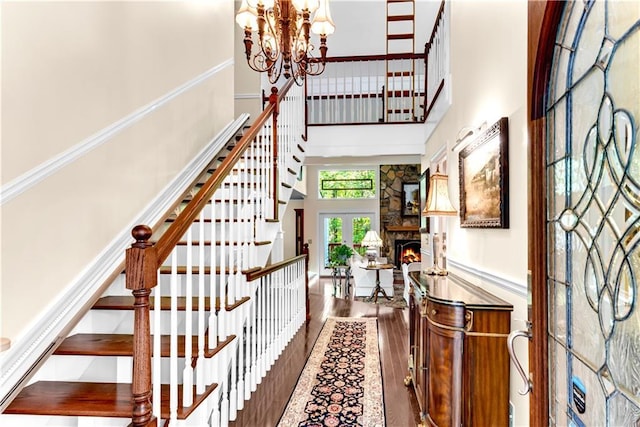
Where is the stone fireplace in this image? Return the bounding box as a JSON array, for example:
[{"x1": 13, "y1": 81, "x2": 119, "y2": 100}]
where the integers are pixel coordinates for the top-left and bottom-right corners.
[{"x1": 394, "y1": 239, "x2": 421, "y2": 267}]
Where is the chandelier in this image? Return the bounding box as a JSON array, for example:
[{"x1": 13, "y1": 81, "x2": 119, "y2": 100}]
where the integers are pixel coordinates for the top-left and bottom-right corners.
[{"x1": 235, "y1": 0, "x2": 335, "y2": 85}]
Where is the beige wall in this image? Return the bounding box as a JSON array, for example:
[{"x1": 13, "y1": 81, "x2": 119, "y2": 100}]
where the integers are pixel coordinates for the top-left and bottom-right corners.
[
  {"x1": 233, "y1": 0, "x2": 263, "y2": 123},
  {"x1": 1, "y1": 1, "x2": 235, "y2": 342},
  {"x1": 422, "y1": 1, "x2": 529, "y2": 425}
]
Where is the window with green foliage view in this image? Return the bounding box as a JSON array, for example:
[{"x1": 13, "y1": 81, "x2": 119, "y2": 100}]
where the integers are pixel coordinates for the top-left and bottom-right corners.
[{"x1": 318, "y1": 169, "x2": 376, "y2": 199}]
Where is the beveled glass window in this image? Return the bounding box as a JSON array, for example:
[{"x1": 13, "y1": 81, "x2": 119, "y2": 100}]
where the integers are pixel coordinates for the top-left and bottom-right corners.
[{"x1": 546, "y1": 1, "x2": 640, "y2": 425}]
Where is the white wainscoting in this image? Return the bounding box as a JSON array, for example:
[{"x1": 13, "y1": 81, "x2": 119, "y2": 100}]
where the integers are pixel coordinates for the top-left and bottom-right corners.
[{"x1": 447, "y1": 258, "x2": 527, "y2": 298}]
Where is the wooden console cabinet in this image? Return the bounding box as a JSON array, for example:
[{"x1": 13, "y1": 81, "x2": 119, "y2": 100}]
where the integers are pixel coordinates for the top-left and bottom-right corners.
[{"x1": 407, "y1": 272, "x2": 513, "y2": 426}]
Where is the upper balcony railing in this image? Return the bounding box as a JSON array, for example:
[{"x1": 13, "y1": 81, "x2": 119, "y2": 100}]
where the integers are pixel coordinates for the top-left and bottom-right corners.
[
  {"x1": 305, "y1": 0, "x2": 448, "y2": 127},
  {"x1": 424, "y1": 0, "x2": 447, "y2": 119},
  {"x1": 306, "y1": 53, "x2": 425, "y2": 125}
]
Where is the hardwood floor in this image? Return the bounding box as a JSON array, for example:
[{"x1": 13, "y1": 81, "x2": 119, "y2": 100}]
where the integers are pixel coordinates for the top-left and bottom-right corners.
[{"x1": 230, "y1": 275, "x2": 421, "y2": 427}]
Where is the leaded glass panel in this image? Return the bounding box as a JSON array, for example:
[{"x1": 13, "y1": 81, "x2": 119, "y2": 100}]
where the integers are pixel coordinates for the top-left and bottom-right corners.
[{"x1": 546, "y1": 1, "x2": 640, "y2": 425}]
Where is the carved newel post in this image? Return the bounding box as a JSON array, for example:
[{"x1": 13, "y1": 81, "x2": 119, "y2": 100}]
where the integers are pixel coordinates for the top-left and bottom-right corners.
[{"x1": 125, "y1": 225, "x2": 158, "y2": 427}]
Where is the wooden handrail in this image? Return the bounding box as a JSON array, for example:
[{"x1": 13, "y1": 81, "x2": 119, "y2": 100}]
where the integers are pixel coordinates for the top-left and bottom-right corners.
[
  {"x1": 154, "y1": 78, "x2": 295, "y2": 265},
  {"x1": 245, "y1": 254, "x2": 307, "y2": 282},
  {"x1": 323, "y1": 52, "x2": 425, "y2": 63},
  {"x1": 425, "y1": 0, "x2": 446, "y2": 52}
]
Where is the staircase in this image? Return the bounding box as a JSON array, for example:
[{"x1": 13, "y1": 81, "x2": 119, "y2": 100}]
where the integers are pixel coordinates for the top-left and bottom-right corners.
[
  {"x1": 385, "y1": 0, "x2": 417, "y2": 122},
  {"x1": 1, "y1": 80, "x2": 308, "y2": 427}
]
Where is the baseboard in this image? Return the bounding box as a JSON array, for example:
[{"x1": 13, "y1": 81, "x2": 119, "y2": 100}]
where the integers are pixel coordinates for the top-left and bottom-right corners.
[
  {"x1": 447, "y1": 258, "x2": 527, "y2": 298},
  {"x1": 0, "y1": 114, "x2": 250, "y2": 409}
]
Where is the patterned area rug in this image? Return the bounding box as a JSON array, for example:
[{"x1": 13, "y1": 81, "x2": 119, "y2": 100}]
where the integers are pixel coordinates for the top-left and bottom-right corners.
[
  {"x1": 353, "y1": 283, "x2": 407, "y2": 309},
  {"x1": 278, "y1": 317, "x2": 385, "y2": 427}
]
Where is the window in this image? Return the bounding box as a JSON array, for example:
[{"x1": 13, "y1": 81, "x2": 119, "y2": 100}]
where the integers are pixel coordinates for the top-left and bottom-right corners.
[{"x1": 318, "y1": 169, "x2": 376, "y2": 199}]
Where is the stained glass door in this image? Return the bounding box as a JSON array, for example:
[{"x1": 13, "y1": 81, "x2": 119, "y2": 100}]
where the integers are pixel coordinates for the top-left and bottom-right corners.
[{"x1": 545, "y1": 1, "x2": 640, "y2": 425}]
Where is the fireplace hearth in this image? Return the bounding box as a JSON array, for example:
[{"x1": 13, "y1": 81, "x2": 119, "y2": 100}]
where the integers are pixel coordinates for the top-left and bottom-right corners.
[{"x1": 395, "y1": 239, "x2": 421, "y2": 267}]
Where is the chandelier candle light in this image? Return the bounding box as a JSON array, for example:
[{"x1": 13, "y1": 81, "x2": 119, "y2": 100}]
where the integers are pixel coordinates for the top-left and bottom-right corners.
[
  {"x1": 235, "y1": 0, "x2": 335, "y2": 85},
  {"x1": 422, "y1": 167, "x2": 457, "y2": 275},
  {"x1": 361, "y1": 230, "x2": 383, "y2": 268}
]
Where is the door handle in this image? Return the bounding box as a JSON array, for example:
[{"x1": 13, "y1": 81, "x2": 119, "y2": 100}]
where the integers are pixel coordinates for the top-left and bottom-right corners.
[{"x1": 507, "y1": 324, "x2": 533, "y2": 396}]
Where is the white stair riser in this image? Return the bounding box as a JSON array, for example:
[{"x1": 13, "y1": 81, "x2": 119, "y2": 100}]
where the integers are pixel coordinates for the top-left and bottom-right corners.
[
  {"x1": 71, "y1": 310, "x2": 204, "y2": 335},
  {"x1": 103, "y1": 273, "x2": 245, "y2": 298},
  {"x1": 32, "y1": 354, "x2": 216, "y2": 385},
  {"x1": 163, "y1": 245, "x2": 248, "y2": 268},
  {"x1": 182, "y1": 222, "x2": 253, "y2": 242}
]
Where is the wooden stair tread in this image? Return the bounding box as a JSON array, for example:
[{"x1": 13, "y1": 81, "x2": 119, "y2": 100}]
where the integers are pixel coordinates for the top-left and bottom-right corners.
[
  {"x1": 387, "y1": 71, "x2": 413, "y2": 77},
  {"x1": 282, "y1": 182, "x2": 292, "y2": 189},
  {"x1": 387, "y1": 90, "x2": 415, "y2": 97},
  {"x1": 5, "y1": 381, "x2": 134, "y2": 417},
  {"x1": 55, "y1": 334, "x2": 235, "y2": 358},
  {"x1": 387, "y1": 14, "x2": 414, "y2": 21},
  {"x1": 93, "y1": 296, "x2": 212, "y2": 311},
  {"x1": 5, "y1": 381, "x2": 218, "y2": 420},
  {"x1": 388, "y1": 33, "x2": 414, "y2": 40}
]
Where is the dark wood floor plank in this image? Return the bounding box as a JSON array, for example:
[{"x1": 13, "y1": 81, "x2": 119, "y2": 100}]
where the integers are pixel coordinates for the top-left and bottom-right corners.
[{"x1": 230, "y1": 276, "x2": 420, "y2": 426}]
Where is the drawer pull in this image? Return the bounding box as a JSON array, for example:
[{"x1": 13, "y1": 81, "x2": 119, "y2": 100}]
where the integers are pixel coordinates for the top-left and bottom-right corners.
[{"x1": 431, "y1": 309, "x2": 437, "y2": 316}]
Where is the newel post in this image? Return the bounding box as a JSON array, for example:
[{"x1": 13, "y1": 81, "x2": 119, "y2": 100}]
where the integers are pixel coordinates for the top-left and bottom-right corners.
[
  {"x1": 270, "y1": 86, "x2": 280, "y2": 221},
  {"x1": 125, "y1": 225, "x2": 158, "y2": 427}
]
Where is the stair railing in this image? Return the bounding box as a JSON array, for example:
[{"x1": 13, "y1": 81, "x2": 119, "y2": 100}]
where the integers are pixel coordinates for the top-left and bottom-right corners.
[
  {"x1": 306, "y1": 53, "x2": 425, "y2": 125},
  {"x1": 424, "y1": 0, "x2": 447, "y2": 120},
  {"x1": 125, "y1": 78, "x2": 306, "y2": 426}
]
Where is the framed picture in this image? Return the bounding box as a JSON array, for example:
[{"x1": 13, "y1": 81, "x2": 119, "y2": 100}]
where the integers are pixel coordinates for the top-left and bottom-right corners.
[
  {"x1": 459, "y1": 117, "x2": 509, "y2": 228},
  {"x1": 419, "y1": 169, "x2": 430, "y2": 232},
  {"x1": 401, "y1": 182, "x2": 420, "y2": 217}
]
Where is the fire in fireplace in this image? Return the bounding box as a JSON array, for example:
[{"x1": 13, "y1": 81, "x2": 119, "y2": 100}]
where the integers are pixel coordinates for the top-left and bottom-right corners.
[{"x1": 395, "y1": 239, "x2": 421, "y2": 267}]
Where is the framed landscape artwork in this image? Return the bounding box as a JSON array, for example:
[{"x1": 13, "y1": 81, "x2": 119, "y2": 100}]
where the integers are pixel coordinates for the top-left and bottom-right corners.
[
  {"x1": 401, "y1": 182, "x2": 420, "y2": 217},
  {"x1": 419, "y1": 169, "x2": 430, "y2": 232},
  {"x1": 458, "y1": 117, "x2": 509, "y2": 228}
]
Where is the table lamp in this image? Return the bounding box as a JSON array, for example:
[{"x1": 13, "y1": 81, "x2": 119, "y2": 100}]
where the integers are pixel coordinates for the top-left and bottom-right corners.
[
  {"x1": 361, "y1": 230, "x2": 383, "y2": 267},
  {"x1": 422, "y1": 167, "x2": 457, "y2": 275}
]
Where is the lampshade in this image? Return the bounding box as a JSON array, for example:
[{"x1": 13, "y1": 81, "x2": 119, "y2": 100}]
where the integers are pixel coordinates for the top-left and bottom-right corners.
[
  {"x1": 311, "y1": 0, "x2": 335, "y2": 35},
  {"x1": 292, "y1": 0, "x2": 319, "y2": 13},
  {"x1": 423, "y1": 169, "x2": 457, "y2": 217},
  {"x1": 361, "y1": 230, "x2": 383, "y2": 247},
  {"x1": 235, "y1": 0, "x2": 258, "y2": 30}
]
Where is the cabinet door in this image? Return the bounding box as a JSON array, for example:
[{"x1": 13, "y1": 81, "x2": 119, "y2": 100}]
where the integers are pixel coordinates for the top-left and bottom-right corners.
[
  {"x1": 426, "y1": 320, "x2": 464, "y2": 426},
  {"x1": 409, "y1": 292, "x2": 427, "y2": 417}
]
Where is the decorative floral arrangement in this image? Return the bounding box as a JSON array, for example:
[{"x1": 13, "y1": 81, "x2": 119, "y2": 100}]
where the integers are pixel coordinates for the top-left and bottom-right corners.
[{"x1": 328, "y1": 244, "x2": 354, "y2": 267}]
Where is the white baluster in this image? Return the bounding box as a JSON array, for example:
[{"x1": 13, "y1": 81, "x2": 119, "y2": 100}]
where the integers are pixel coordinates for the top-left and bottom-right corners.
[
  {"x1": 210, "y1": 389, "x2": 221, "y2": 427},
  {"x1": 220, "y1": 378, "x2": 229, "y2": 427},
  {"x1": 208, "y1": 194, "x2": 218, "y2": 387},
  {"x1": 183, "y1": 228, "x2": 194, "y2": 407},
  {"x1": 228, "y1": 174, "x2": 236, "y2": 305},
  {"x1": 170, "y1": 249, "x2": 179, "y2": 423},
  {"x1": 229, "y1": 341, "x2": 237, "y2": 421},
  {"x1": 197, "y1": 210, "x2": 206, "y2": 395},
  {"x1": 219, "y1": 191, "x2": 227, "y2": 341}
]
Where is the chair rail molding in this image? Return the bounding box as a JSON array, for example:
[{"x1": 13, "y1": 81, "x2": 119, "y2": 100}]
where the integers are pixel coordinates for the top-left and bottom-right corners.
[
  {"x1": 234, "y1": 93, "x2": 262, "y2": 99},
  {"x1": 0, "y1": 114, "x2": 249, "y2": 410},
  {"x1": 447, "y1": 257, "x2": 527, "y2": 298},
  {"x1": 0, "y1": 57, "x2": 234, "y2": 206}
]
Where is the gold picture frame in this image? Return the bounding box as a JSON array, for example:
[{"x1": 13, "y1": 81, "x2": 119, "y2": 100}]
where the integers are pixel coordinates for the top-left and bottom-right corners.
[{"x1": 458, "y1": 117, "x2": 509, "y2": 228}]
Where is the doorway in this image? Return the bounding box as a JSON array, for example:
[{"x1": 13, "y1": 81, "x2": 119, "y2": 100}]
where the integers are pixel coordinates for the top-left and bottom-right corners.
[
  {"x1": 319, "y1": 212, "x2": 375, "y2": 275},
  {"x1": 531, "y1": 2, "x2": 640, "y2": 425}
]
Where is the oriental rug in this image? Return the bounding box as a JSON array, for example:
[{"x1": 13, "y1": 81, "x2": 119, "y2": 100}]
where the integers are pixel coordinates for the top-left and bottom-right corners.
[
  {"x1": 353, "y1": 283, "x2": 407, "y2": 309},
  {"x1": 277, "y1": 317, "x2": 385, "y2": 427}
]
